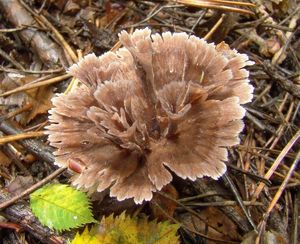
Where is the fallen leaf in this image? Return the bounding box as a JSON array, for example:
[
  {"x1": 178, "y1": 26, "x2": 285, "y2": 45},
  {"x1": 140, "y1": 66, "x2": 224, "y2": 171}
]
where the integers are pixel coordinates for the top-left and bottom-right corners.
[
  {"x1": 178, "y1": 207, "x2": 241, "y2": 242},
  {"x1": 150, "y1": 184, "x2": 179, "y2": 221},
  {"x1": 7, "y1": 175, "x2": 34, "y2": 196},
  {"x1": 0, "y1": 74, "x2": 54, "y2": 124},
  {"x1": 26, "y1": 85, "x2": 54, "y2": 123}
]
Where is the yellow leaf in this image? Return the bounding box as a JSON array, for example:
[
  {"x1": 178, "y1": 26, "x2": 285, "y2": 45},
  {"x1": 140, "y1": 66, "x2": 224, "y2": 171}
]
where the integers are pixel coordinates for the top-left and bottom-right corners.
[
  {"x1": 71, "y1": 212, "x2": 180, "y2": 244},
  {"x1": 72, "y1": 227, "x2": 100, "y2": 244}
]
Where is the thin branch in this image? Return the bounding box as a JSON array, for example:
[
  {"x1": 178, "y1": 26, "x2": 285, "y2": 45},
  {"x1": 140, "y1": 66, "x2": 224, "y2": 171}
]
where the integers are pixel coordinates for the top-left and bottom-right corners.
[{"x1": 0, "y1": 167, "x2": 66, "y2": 210}]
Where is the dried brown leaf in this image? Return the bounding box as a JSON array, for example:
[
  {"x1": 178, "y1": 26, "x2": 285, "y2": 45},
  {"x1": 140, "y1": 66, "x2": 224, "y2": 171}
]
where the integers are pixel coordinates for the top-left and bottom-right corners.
[
  {"x1": 0, "y1": 150, "x2": 12, "y2": 167},
  {"x1": 26, "y1": 85, "x2": 54, "y2": 123}
]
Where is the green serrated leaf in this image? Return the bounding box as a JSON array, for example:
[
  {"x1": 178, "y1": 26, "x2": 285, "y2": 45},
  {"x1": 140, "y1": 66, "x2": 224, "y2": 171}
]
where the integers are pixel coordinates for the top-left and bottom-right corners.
[{"x1": 30, "y1": 183, "x2": 96, "y2": 231}]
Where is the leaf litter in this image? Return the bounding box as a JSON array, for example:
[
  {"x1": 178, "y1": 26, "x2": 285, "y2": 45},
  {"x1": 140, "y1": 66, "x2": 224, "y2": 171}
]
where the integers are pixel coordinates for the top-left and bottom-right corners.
[{"x1": 0, "y1": 0, "x2": 299, "y2": 243}]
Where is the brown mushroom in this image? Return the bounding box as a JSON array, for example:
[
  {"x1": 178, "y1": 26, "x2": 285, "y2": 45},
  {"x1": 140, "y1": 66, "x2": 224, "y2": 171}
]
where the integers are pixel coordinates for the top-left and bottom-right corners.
[{"x1": 46, "y1": 28, "x2": 253, "y2": 204}]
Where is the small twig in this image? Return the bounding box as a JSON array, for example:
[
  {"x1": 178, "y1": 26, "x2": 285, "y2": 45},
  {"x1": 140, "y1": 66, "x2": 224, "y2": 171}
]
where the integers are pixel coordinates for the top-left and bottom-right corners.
[
  {"x1": 0, "y1": 26, "x2": 26, "y2": 32},
  {"x1": 261, "y1": 24, "x2": 295, "y2": 32},
  {"x1": 0, "y1": 120, "x2": 55, "y2": 164},
  {"x1": 183, "y1": 200, "x2": 263, "y2": 207},
  {"x1": 39, "y1": 14, "x2": 78, "y2": 63},
  {"x1": 266, "y1": 151, "x2": 300, "y2": 215},
  {"x1": 265, "y1": 94, "x2": 294, "y2": 149},
  {"x1": 0, "y1": 73, "x2": 71, "y2": 97},
  {"x1": 3, "y1": 143, "x2": 31, "y2": 176},
  {"x1": 127, "y1": 4, "x2": 193, "y2": 33},
  {"x1": 223, "y1": 173, "x2": 258, "y2": 232},
  {"x1": 263, "y1": 61, "x2": 300, "y2": 99},
  {"x1": 179, "y1": 191, "x2": 223, "y2": 202},
  {"x1": 173, "y1": 0, "x2": 255, "y2": 15},
  {"x1": 0, "y1": 47, "x2": 25, "y2": 71},
  {"x1": 238, "y1": 145, "x2": 297, "y2": 159},
  {"x1": 189, "y1": 9, "x2": 207, "y2": 34},
  {"x1": 227, "y1": 163, "x2": 271, "y2": 186},
  {"x1": 0, "y1": 222, "x2": 22, "y2": 232},
  {"x1": 0, "y1": 167, "x2": 66, "y2": 210},
  {"x1": 257, "y1": 151, "x2": 300, "y2": 239},
  {"x1": 269, "y1": 182, "x2": 300, "y2": 191},
  {"x1": 204, "y1": 13, "x2": 226, "y2": 40},
  {"x1": 291, "y1": 192, "x2": 299, "y2": 244},
  {"x1": 0, "y1": 103, "x2": 33, "y2": 123},
  {"x1": 246, "y1": 112, "x2": 276, "y2": 133},
  {"x1": 272, "y1": 14, "x2": 300, "y2": 65},
  {"x1": 0, "y1": 66, "x2": 64, "y2": 74},
  {"x1": 279, "y1": 4, "x2": 300, "y2": 25},
  {"x1": 0, "y1": 131, "x2": 45, "y2": 144},
  {"x1": 251, "y1": 129, "x2": 300, "y2": 202}
]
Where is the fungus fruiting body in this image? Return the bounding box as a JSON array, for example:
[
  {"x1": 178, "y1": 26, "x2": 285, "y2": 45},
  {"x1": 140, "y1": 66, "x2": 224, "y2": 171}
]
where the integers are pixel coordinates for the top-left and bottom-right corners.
[{"x1": 46, "y1": 28, "x2": 253, "y2": 204}]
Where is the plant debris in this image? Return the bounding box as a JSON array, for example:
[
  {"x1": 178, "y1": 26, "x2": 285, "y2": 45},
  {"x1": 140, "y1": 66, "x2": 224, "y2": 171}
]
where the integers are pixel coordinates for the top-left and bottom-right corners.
[{"x1": 0, "y1": 0, "x2": 299, "y2": 243}]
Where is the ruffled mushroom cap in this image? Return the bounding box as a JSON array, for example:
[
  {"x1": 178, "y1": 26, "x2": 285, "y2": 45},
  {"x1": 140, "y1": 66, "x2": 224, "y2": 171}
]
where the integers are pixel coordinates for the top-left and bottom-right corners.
[{"x1": 46, "y1": 28, "x2": 253, "y2": 204}]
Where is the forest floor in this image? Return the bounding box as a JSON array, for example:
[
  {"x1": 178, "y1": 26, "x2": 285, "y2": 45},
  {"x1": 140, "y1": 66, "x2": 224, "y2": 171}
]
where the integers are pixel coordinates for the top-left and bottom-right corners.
[{"x1": 0, "y1": 0, "x2": 299, "y2": 243}]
